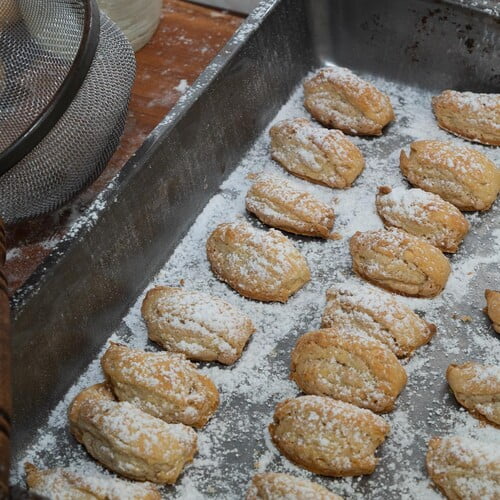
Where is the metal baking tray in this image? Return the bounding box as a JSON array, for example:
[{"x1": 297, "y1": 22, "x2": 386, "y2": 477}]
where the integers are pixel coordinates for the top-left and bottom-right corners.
[{"x1": 10, "y1": 0, "x2": 500, "y2": 497}]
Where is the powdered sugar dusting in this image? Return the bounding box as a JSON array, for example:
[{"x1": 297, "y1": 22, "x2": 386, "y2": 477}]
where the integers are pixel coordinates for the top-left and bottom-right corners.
[{"x1": 14, "y1": 69, "x2": 499, "y2": 499}]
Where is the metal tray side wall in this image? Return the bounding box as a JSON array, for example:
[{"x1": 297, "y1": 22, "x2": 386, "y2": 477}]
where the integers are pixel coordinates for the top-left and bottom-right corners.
[
  {"x1": 307, "y1": 0, "x2": 499, "y2": 91},
  {"x1": 11, "y1": 1, "x2": 315, "y2": 455},
  {"x1": 11, "y1": 0, "x2": 498, "y2": 459}
]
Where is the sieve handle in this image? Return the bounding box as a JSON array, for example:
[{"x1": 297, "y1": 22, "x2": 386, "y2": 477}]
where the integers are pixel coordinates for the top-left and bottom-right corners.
[{"x1": 0, "y1": 218, "x2": 11, "y2": 498}]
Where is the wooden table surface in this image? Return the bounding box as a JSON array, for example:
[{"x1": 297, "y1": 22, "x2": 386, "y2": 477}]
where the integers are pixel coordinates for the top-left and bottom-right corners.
[{"x1": 5, "y1": 0, "x2": 243, "y2": 295}]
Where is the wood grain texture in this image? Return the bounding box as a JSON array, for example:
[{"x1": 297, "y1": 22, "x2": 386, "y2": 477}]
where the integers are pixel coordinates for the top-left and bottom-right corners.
[
  {"x1": 0, "y1": 218, "x2": 11, "y2": 497},
  {"x1": 5, "y1": 0, "x2": 243, "y2": 295}
]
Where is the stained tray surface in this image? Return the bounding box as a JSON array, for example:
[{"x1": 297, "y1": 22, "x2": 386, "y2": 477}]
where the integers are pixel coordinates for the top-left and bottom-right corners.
[
  {"x1": 13, "y1": 73, "x2": 500, "y2": 500},
  {"x1": 11, "y1": 0, "x2": 500, "y2": 498}
]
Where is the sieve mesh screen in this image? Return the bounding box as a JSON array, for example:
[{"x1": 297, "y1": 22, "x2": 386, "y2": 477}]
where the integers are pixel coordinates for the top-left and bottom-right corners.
[{"x1": 0, "y1": 1, "x2": 135, "y2": 222}]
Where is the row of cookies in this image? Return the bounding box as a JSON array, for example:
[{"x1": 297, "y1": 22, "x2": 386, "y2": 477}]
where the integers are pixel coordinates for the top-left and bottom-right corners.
[
  {"x1": 26, "y1": 341, "x2": 226, "y2": 498},
  {"x1": 205, "y1": 67, "x2": 498, "y2": 494},
  {"x1": 26, "y1": 68, "x2": 498, "y2": 497},
  {"x1": 141, "y1": 284, "x2": 437, "y2": 485},
  {"x1": 214, "y1": 98, "x2": 499, "y2": 301},
  {"x1": 305, "y1": 65, "x2": 500, "y2": 147},
  {"x1": 274, "y1": 67, "x2": 499, "y2": 300},
  {"x1": 254, "y1": 67, "x2": 499, "y2": 496},
  {"x1": 141, "y1": 283, "x2": 439, "y2": 479},
  {"x1": 351, "y1": 138, "x2": 499, "y2": 298},
  {"x1": 425, "y1": 360, "x2": 500, "y2": 498},
  {"x1": 267, "y1": 282, "x2": 438, "y2": 478}
]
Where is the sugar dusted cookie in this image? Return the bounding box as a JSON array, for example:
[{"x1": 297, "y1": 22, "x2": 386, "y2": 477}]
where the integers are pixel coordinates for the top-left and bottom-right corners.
[
  {"x1": 25, "y1": 463, "x2": 161, "y2": 500},
  {"x1": 349, "y1": 228, "x2": 451, "y2": 297},
  {"x1": 432, "y1": 90, "x2": 500, "y2": 146},
  {"x1": 376, "y1": 186, "x2": 469, "y2": 253},
  {"x1": 447, "y1": 362, "x2": 500, "y2": 426},
  {"x1": 321, "y1": 286, "x2": 435, "y2": 357},
  {"x1": 426, "y1": 436, "x2": 500, "y2": 499},
  {"x1": 269, "y1": 117, "x2": 365, "y2": 188},
  {"x1": 246, "y1": 175, "x2": 335, "y2": 238},
  {"x1": 269, "y1": 395, "x2": 390, "y2": 476},
  {"x1": 101, "y1": 343, "x2": 219, "y2": 428},
  {"x1": 303, "y1": 66, "x2": 394, "y2": 136},
  {"x1": 206, "y1": 221, "x2": 310, "y2": 303},
  {"x1": 485, "y1": 289, "x2": 500, "y2": 334},
  {"x1": 400, "y1": 140, "x2": 500, "y2": 211},
  {"x1": 141, "y1": 286, "x2": 254, "y2": 365},
  {"x1": 246, "y1": 472, "x2": 343, "y2": 500},
  {"x1": 68, "y1": 384, "x2": 197, "y2": 484},
  {"x1": 68, "y1": 383, "x2": 117, "y2": 424},
  {"x1": 290, "y1": 328, "x2": 407, "y2": 412}
]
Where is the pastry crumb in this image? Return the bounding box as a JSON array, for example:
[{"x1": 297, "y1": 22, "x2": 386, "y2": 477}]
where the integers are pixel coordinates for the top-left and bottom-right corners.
[{"x1": 328, "y1": 232, "x2": 343, "y2": 240}]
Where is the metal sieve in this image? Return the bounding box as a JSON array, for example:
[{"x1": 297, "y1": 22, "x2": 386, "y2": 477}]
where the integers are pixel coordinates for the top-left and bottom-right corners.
[{"x1": 0, "y1": 0, "x2": 136, "y2": 222}]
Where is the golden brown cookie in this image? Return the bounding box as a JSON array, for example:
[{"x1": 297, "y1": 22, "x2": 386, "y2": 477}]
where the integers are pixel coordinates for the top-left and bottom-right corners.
[
  {"x1": 25, "y1": 463, "x2": 161, "y2": 500},
  {"x1": 321, "y1": 286, "x2": 435, "y2": 357},
  {"x1": 485, "y1": 289, "x2": 500, "y2": 334},
  {"x1": 245, "y1": 175, "x2": 335, "y2": 238},
  {"x1": 376, "y1": 186, "x2": 469, "y2": 253},
  {"x1": 426, "y1": 436, "x2": 500, "y2": 499},
  {"x1": 290, "y1": 328, "x2": 407, "y2": 412},
  {"x1": 303, "y1": 66, "x2": 394, "y2": 136},
  {"x1": 447, "y1": 362, "x2": 500, "y2": 426},
  {"x1": 141, "y1": 286, "x2": 254, "y2": 364},
  {"x1": 432, "y1": 90, "x2": 500, "y2": 146},
  {"x1": 349, "y1": 228, "x2": 451, "y2": 297},
  {"x1": 206, "y1": 221, "x2": 310, "y2": 302},
  {"x1": 269, "y1": 117, "x2": 365, "y2": 188},
  {"x1": 101, "y1": 343, "x2": 219, "y2": 428},
  {"x1": 400, "y1": 140, "x2": 500, "y2": 211},
  {"x1": 68, "y1": 383, "x2": 117, "y2": 434},
  {"x1": 246, "y1": 472, "x2": 342, "y2": 500},
  {"x1": 269, "y1": 395, "x2": 389, "y2": 477},
  {"x1": 68, "y1": 385, "x2": 197, "y2": 484}
]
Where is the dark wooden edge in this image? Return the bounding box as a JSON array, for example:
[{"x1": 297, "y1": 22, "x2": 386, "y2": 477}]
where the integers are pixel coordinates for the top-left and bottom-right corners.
[{"x1": 0, "y1": 218, "x2": 11, "y2": 498}]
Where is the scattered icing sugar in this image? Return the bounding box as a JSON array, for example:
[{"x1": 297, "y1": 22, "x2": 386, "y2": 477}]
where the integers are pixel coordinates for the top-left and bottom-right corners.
[
  {"x1": 246, "y1": 174, "x2": 333, "y2": 230},
  {"x1": 378, "y1": 186, "x2": 451, "y2": 219},
  {"x1": 306, "y1": 66, "x2": 384, "y2": 106},
  {"x1": 14, "y1": 69, "x2": 500, "y2": 499},
  {"x1": 27, "y1": 465, "x2": 159, "y2": 499},
  {"x1": 144, "y1": 286, "x2": 253, "y2": 358},
  {"x1": 174, "y1": 79, "x2": 190, "y2": 94},
  {"x1": 434, "y1": 90, "x2": 500, "y2": 131}
]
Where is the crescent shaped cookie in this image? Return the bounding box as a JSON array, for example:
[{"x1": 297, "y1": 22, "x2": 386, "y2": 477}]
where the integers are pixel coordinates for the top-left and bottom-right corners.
[
  {"x1": 447, "y1": 362, "x2": 500, "y2": 426},
  {"x1": 206, "y1": 221, "x2": 310, "y2": 303},
  {"x1": 101, "y1": 343, "x2": 219, "y2": 428},
  {"x1": 426, "y1": 436, "x2": 500, "y2": 499},
  {"x1": 485, "y1": 289, "x2": 500, "y2": 334},
  {"x1": 246, "y1": 472, "x2": 343, "y2": 500},
  {"x1": 269, "y1": 118, "x2": 365, "y2": 188},
  {"x1": 376, "y1": 186, "x2": 469, "y2": 253},
  {"x1": 68, "y1": 384, "x2": 197, "y2": 484},
  {"x1": 303, "y1": 66, "x2": 394, "y2": 136},
  {"x1": 269, "y1": 395, "x2": 389, "y2": 476},
  {"x1": 245, "y1": 175, "x2": 335, "y2": 238},
  {"x1": 432, "y1": 90, "x2": 500, "y2": 146},
  {"x1": 400, "y1": 140, "x2": 500, "y2": 211},
  {"x1": 290, "y1": 328, "x2": 407, "y2": 412},
  {"x1": 141, "y1": 286, "x2": 254, "y2": 364},
  {"x1": 25, "y1": 463, "x2": 161, "y2": 500},
  {"x1": 321, "y1": 286, "x2": 435, "y2": 357},
  {"x1": 349, "y1": 228, "x2": 451, "y2": 297}
]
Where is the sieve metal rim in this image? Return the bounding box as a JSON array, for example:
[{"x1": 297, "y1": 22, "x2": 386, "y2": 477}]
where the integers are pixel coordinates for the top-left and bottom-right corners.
[{"x1": 0, "y1": 0, "x2": 101, "y2": 175}]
